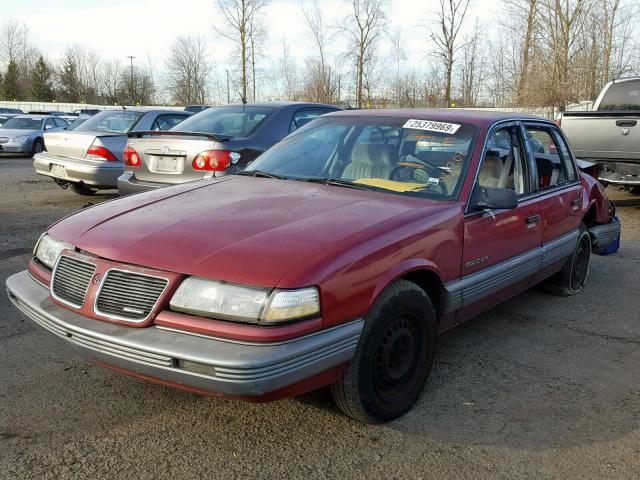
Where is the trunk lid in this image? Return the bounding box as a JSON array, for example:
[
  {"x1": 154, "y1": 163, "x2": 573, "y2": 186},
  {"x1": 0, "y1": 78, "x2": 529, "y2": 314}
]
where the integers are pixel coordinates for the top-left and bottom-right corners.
[
  {"x1": 127, "y1": 134, "x2": 227, "y2": 185},
  {"x1": 44, "y1": 130, "x2": 122, "y2": 160}
]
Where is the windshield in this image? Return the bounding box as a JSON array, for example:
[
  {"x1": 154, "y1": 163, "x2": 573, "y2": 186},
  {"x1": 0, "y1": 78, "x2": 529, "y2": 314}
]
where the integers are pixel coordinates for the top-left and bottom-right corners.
[
  {"x1": 244, "y1": 117, "x2": 478, "y2": 199},
  {"x1": 75, "y1": 110, "x2": 143, "y2": 133},
  {"x1": 1, "y1": 117, "x2": 43, "y2": 130},
  {"x1": 598, "y1": 80, "x2": 640, "y2": 111},
  {"x1": 172, "y1": 106, "x2": 274, "y2": 137}
]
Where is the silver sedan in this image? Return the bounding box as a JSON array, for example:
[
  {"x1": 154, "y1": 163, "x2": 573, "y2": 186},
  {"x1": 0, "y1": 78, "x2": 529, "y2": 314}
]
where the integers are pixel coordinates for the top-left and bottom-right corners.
[
  {"x1": 0, "y1": 115, "x2": 68, "y2": 156},
  {"x1": 33, "y1": 108, "x2": 191, "y2": 195}
]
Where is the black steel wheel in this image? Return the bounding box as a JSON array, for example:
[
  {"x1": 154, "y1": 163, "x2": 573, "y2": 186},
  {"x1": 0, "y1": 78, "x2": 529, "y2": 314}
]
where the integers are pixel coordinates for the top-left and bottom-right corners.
[{"x1": 331, "y1": 280, "x2": 436, "y2": 423}]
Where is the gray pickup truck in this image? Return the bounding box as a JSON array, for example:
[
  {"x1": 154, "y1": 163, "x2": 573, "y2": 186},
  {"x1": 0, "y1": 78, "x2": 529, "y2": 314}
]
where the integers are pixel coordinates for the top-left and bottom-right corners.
[{"x1": 558, "y1": 77, "x2": 640, "y2": 192}]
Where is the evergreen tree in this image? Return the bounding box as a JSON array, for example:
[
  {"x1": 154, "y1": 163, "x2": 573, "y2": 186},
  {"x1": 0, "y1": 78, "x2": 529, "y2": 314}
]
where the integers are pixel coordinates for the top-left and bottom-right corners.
[
  {"x1": 57, "y1": 53, "x2": 81, "y2": 102},
  {"x1": 30, "y1": 55, "x2": 54, "y2": 101},
  {"x1": 3, "y1": 59, "x2": 21, "y2": 100}
]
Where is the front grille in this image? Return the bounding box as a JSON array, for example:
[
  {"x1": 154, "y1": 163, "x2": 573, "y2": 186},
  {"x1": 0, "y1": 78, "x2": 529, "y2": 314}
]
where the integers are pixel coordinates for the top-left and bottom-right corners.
[
  {"x1": 95, "y1": 270, "x2": 168, "y2": 321},
  {"x1": 51, "y1": 256, "x2": 96, "y2": 308},
  {"x1": 0, "y1": 137, "x2": 9, "y2": 144}
]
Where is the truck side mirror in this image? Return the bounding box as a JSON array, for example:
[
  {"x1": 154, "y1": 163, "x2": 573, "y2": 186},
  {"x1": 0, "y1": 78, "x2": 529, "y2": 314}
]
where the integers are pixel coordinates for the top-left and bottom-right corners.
[{"x1": 469, "y1": 184, "x2": 518, "y2": 211}]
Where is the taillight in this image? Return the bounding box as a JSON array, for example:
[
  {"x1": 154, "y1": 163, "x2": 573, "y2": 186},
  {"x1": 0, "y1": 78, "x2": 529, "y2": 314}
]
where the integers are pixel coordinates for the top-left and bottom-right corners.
[
  {"x1": 124, "y1": 146, "x2": 142, "y2": 167},
  {"x1": 192, "y1": 150, "x2": 235, "y2": 171},
  {"x1": 86, "y1": 144, "x2": 117, "y2": 161}
]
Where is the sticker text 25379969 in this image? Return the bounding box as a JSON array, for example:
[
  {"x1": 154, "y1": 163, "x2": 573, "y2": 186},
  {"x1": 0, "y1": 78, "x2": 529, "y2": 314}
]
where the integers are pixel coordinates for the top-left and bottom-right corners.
[{"x1": 402, "y1": 119, "x2": 461, "y2": 134}]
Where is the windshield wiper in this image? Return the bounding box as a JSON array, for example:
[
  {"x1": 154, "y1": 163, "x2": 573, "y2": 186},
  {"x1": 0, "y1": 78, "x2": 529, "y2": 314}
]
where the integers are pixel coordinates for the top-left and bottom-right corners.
[
  {"x1": 235, "y1": 170, "x2": 287, "y2": 179},
  {"x1": 297, "y1": 177, "x2": 372, "y2": 190}
]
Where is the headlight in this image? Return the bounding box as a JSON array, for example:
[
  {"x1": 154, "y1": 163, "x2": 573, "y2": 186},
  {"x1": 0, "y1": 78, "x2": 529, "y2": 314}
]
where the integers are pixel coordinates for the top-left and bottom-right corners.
[
  {"x1": 170, "y1": 277, "x2": 320, "y2": 325},
  {"x1": 34, "y1": 234, "x2": 74, "y2": 269},
  {"x1": 13, "y1": 135, "x2": 29, "y2": 143}
]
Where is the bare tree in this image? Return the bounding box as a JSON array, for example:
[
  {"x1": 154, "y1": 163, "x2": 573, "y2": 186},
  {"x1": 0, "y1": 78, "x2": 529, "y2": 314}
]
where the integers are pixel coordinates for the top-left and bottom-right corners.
[
  {"x1": 428, "y1": 0, "x2": 471, "y2": 107},
  {"x1": 165, "y1": 36, "x2": 210, "y2": 104},
  {"x1": 457, "y1": 21, "x2": 486, "y2": 107},
  {"x1": 214, "y1": 0, "x2": 268, "y2": 101},
  {"x1": 0, "y1": 20, "x2": 28, "y2": 64},
  {"x1": 340, "y1": 0, "x2": 387, "y2": 108},
  {"x1": 278, "y1": 39, "x2": 299, "y2": 100}
]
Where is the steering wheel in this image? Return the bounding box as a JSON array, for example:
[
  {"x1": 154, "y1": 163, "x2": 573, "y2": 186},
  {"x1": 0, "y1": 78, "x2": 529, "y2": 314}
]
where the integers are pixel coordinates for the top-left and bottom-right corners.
[{"x1": 391, "y1": 157, "x2": 449, "y2": 194}]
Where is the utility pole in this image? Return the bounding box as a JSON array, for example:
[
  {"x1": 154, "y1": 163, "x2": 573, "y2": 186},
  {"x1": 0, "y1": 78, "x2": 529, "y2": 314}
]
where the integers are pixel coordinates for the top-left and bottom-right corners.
[
  {"x1": 127, "y1": 55, "x2": 136, "y2": 106},
  {"x1": 226, "y1": 69, "x2": 230, "y2": 104}
]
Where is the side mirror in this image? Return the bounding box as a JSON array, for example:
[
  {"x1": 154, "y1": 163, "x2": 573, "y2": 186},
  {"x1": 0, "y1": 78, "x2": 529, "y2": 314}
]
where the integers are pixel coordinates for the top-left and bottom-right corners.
[{"x1": 469, "y1": 184, "x2": 518, "y2": 211}]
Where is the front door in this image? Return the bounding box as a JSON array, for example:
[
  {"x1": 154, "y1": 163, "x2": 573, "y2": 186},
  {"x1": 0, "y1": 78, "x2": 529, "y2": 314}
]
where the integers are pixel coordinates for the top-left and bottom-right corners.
[{"x1": 456, "y1": 123, "x2": 545, "y2": 321}]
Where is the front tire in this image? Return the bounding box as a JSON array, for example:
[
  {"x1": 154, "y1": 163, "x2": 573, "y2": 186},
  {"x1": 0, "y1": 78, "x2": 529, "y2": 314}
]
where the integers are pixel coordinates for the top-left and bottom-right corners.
[
  {"x1": 331, "y1": 280, "x2": 436, "y2": 423},
  {"x1": 69, "y1": 183, "x2": 97, "y2": 196},
  {"x1": 541, "y1": 224, "x2": 592, "y2": 296},
  {"x1": 30, "y1": 138, "x2": 44, "y2": 156}
]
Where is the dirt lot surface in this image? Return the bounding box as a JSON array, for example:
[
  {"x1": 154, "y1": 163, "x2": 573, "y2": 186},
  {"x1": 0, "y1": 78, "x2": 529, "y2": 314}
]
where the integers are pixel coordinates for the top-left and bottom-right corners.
[{"x1": 1, "y1": 156, "x2": 639, "y2": 480}]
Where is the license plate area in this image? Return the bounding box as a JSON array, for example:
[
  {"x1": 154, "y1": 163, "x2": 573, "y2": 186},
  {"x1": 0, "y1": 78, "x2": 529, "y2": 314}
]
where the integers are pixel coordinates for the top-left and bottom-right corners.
[
  {"x1": 152, "y1": 156, "x2": 182, "y2": 174},
  {"x1": 51, "y1": 164, "x2": 67, "y2": 178}
]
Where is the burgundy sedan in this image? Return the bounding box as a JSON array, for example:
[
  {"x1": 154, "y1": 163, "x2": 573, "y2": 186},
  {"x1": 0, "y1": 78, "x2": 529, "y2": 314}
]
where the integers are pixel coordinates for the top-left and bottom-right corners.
[{"x1": 6, "y1": 110, "x2": 620, "y2": 423}]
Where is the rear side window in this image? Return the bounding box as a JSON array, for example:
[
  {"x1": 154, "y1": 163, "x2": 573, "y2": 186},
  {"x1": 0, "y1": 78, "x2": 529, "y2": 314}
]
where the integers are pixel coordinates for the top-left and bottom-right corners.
[
  {"x1": 76, "y1": 110, "x2": 143, "y2": 133},
  {"x1": 290, "y1": 108, "x2": 326, "y2": 132},
  {"x1": 53, "y1": 118, "x2": 68, "y2": 128},
  {"x1": 524, "y1": 125, "x2": 575, "y2": 190},
  {"x1": 597, "y1": 80, "x2": 640, "y2": 111},
  {"x1": 173, "y1": 106, "x2": 274, "y2": 137},
  {"x1": 151, "y1": 114, "x2": 188, "y2": 131}
]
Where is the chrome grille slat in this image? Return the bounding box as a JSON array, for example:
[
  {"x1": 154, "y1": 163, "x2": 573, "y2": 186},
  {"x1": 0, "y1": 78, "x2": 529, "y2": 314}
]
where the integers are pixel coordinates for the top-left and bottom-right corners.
[
  {"x1": 95, "y1": 270, "x2": 168, "y2": 322},
  {"x1": 51, "y1": 256, "x2": 96, "y2": 308}
]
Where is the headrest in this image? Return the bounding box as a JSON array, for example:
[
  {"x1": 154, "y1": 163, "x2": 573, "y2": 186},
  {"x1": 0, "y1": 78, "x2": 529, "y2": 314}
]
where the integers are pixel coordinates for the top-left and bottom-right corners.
[
  {"x1": 369, "y1": 129, "x2": 383, "y2": 143},
  {"x1": 351, "y1": 143, "x2": 396, "y2": 165}
]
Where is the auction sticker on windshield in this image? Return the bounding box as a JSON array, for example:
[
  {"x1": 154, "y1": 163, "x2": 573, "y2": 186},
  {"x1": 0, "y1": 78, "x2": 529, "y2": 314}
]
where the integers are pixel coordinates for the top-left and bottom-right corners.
[{"x1": 402, "y1": 119, "x2": 461, "y2": 134}]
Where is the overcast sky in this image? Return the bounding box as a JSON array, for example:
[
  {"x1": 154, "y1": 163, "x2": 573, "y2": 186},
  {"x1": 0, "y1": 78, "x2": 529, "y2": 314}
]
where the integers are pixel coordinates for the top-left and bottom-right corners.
[{"x1": 2, "y1": 0, "x2": 501, "y2": 73}]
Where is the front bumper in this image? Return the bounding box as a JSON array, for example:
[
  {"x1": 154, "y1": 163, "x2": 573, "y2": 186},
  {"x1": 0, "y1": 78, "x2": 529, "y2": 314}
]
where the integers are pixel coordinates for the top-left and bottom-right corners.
[
  {"x1": 117, "y1": 172, "x2": 166, "y2": 196},
  {"x1": 33, "y1": 151, "x2": 122, "y2": 188},
  {"x1": 6, "y1": 270, "x2": 362, "y2": 397},
  {"x1": 0, "y1": 141, "x2": 31, "y2": 154}
]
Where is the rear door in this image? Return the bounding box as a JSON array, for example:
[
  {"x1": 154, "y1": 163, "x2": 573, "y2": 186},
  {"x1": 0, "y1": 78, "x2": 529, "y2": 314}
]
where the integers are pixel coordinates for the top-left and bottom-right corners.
[
  {"x1": 459, "y1": 122, "x2": 544, "y2": 317},
  {"x1": 522, "y1": 122, "x2": 583, "y2": 282}
]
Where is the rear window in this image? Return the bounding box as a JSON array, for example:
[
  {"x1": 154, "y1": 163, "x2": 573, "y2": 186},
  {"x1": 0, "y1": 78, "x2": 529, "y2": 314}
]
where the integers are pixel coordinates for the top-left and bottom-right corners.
[
  {"x1": 172, "y1": 106, "x2": 274, "y2": 137},
  {"x1": 598, "y1": 80, "x2": 640, "y2": 111},
  {"x1": 75, "y1": 110, "x2": 143, "y2": 133},
  {"x1": 1, "y1": 117, "x2": 43, "y2": 130}
]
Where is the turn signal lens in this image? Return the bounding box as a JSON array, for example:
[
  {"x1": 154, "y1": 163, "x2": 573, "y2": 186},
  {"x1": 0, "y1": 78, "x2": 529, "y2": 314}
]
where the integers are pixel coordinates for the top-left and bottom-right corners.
[
  {"x1": 86, "y1": 144, "x2": 117, "y2": 161},
  {"x1": 124, "y1": 146, "x2": 142, "y2": 167},
  {"x1": 192, "y1": 150, "x2": 234, "y2": 171}
]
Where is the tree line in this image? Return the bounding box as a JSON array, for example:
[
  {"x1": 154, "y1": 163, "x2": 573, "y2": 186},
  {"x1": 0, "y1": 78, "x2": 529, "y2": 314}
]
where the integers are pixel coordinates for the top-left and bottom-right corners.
[{"x1": 1, "y1": 0, "x2": 638, "y2": 109}]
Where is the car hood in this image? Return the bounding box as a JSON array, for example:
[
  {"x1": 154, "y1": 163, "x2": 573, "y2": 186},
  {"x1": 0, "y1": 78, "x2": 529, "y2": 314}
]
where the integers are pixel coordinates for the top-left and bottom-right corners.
[
  {"x1": 0, "y1": 129, "x2": 38, "y2": 137},
  {"x1": 49, "y1": 176, "x2": 456, "y2": 287}
]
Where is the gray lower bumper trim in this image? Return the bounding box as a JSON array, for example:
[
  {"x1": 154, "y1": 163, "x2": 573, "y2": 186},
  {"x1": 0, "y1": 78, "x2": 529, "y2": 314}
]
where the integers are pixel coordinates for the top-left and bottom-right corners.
[{"x1": 6, "y1": 270, "x2": 362, "y2": 396}]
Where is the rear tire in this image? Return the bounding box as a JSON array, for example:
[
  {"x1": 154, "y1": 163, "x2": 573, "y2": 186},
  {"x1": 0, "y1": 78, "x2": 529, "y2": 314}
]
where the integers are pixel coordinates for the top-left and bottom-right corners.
[
  {"x1": 331, "y1": 280, "x2": 436, "y2": 423},
  {"x1": 540, "y1": 224, "x2": 591, "y2": 296},
  {"x1": 70, "y1": 183, "x2": 97, "y2": 196}
]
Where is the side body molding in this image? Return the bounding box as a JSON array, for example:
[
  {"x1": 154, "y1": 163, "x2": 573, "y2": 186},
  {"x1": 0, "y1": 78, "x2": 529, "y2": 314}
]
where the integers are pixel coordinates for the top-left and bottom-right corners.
[{"x1": 443, "y1": 229, "x2": 579, "y2": 313}]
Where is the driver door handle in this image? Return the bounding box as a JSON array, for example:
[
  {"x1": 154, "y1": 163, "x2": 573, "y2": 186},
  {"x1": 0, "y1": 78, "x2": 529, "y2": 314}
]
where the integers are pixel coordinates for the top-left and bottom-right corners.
[{"x1": 526, "y1": 214, "x2": 540, "y2": 224}]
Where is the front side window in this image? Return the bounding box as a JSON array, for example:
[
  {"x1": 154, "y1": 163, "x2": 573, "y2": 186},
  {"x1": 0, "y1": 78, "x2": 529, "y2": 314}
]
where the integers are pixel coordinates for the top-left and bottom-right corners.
[
  {"x1": 524, "y1": 125, "x2": 574, "y2": 190},
  {"x1": 478, "y1": 126, "x2": 528, "y2": 195},
  {"x1": 173, "y1": 106, "x2": 274, "y2": 137},
  {"x1": 244, "y1": 117, "x2": 478, "y2": 199},
  {"x1": 75, "y1": 110, "x2": 143, "y2": 133}
]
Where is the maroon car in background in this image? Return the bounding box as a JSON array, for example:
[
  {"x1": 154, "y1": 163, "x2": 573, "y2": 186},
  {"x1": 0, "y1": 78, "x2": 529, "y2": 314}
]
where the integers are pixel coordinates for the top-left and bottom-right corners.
[{"x1": 6, "y1": 110, "x2": 620, "y2": 423}]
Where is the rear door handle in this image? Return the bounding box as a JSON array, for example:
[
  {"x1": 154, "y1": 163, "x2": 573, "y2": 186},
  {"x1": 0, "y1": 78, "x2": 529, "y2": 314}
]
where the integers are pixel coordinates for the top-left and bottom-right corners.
[
  {"x1": 616, "y1": 120, "x2": 637, "y2": 127},
  {"x1": 526, "y1": 214, "x2": 540, "y2": 224}
]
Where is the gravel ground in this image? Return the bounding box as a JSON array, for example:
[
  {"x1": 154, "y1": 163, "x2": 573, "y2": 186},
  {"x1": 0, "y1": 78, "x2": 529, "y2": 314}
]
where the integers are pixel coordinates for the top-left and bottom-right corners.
[{"x1": 1, "y1": 156, "x2": 639, "y2": 480}]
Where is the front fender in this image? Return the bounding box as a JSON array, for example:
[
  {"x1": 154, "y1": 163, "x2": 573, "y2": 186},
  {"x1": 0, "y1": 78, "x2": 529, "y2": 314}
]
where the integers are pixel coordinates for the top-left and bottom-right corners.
[{"x1": 369, "y1": 259, "x2": 444, "y2": 309}]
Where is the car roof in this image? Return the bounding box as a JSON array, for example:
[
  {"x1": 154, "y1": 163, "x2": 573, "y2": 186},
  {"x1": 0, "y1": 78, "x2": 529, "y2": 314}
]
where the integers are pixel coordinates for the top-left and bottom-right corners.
[
  {"x1": 324, "y1": 108, "x2": 548, "y2": 127},
  {"x1": 12, "y1": 114, "x2": 48, "y2": 120},
  {"x1": 219, "y1": 101, "x2": 339, "y2": 109}
]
